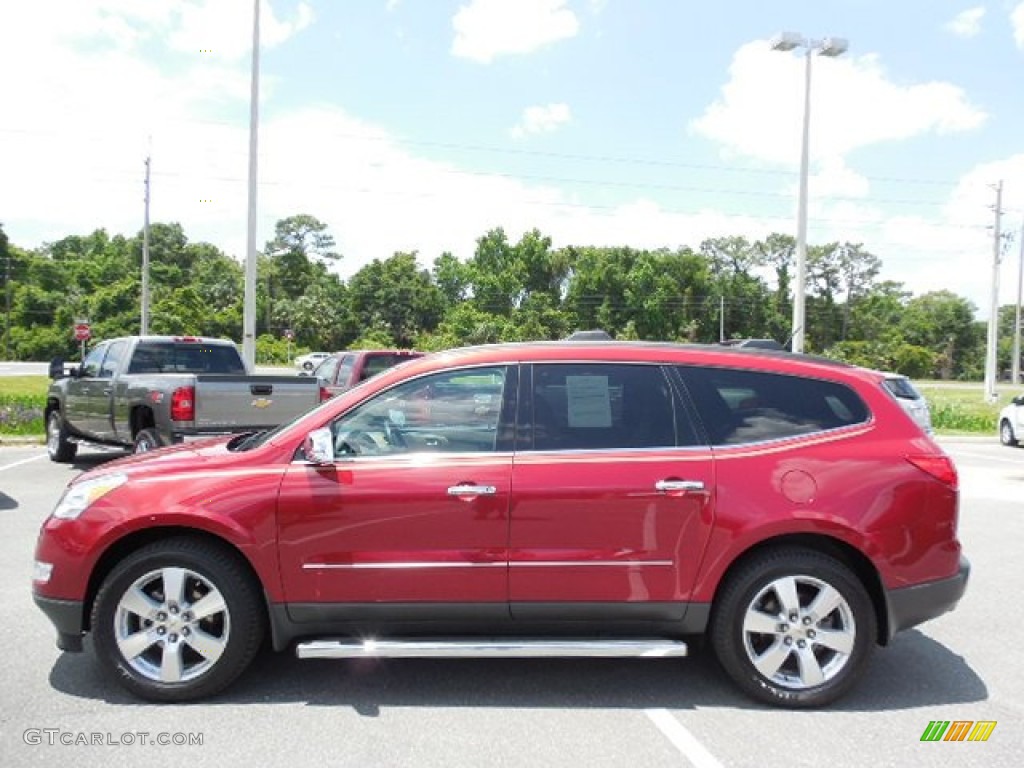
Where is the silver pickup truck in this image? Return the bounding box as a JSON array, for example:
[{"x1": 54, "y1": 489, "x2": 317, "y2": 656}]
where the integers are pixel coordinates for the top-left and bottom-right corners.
[{"x1": 45, "y1": 335, "x2": 320, "y2": 461}]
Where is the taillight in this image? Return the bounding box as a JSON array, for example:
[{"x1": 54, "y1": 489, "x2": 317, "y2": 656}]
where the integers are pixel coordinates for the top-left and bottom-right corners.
[
  {"x1": 906, "y1": 455, "x2": 958, "y2": 489},
  {"x1": 171, "y1": 386, "x2": 195, "y2": 421},
  {"x1": 319, "y1": 386, "x2": 332, "y2": 403}
]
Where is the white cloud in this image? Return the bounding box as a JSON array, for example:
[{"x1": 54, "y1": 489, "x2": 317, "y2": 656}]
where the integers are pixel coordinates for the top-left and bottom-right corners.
[
  {"x1": 690, "y1": 41, "x2": 986, "y2": 167},
  {"x1": 451, "y1": 0, "x2": 579, "y2": 63},
  {"x1": 1013, "y1": 2, "x2": 1024, "y2": 47},
  {"x1": 945, "y1": 6, "x2": 986, "y2": 38},
  {"x1": 510, "y1": 103, "x2": 572, "y2": 139},
  {"x1": 169, "y1": 0, "x2": 314, "y2": 61},
  {"x1": 0, "y1": 10, "x2": 1014, "y2": 325}
]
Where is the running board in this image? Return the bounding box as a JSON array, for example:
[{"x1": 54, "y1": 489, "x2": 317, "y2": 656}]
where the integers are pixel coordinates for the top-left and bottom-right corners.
[{"x1": 295, "y1": 638, "x2": 688, "y2": 660}]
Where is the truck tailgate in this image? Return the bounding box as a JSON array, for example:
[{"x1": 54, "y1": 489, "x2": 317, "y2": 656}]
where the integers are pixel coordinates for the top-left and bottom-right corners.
[{"x1": 194, "y1": 375, "x2": 320, "y2": 430}]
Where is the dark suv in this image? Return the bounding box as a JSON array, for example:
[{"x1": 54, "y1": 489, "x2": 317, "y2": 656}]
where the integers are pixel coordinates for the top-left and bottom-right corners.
[{"x1": 33, "y1": 341, "x2": 967, "y2": 707}]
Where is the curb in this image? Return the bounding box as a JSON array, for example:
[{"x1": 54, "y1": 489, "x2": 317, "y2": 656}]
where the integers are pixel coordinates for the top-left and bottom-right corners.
[{"x1": 0, "y1": 435, "x2": 45, "y2": 446}]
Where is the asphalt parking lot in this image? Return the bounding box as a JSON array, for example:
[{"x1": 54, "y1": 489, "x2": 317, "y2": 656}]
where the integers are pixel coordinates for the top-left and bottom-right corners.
[{"x1": 0, "y1": 439, "x2": 1020, "y2": 767}]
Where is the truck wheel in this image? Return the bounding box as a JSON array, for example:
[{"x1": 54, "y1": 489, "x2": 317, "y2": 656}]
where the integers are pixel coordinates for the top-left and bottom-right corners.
[
  {"x1": 91, "y1": 537, "x2": 265, "y2": 702},
  {"x1": 46, "y1": 411, "x2": 77, "y2": 463},
  {"x1": 133, "y1": 428, "x2": 163, "y2": 454},
  {"x1": 710, "y1": 548, "x2": 875, "y2": 708}
]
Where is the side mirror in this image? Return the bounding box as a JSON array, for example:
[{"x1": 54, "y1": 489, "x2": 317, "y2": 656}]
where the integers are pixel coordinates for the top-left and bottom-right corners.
[
  {"x1": 48, "y1": 357, "x2": 66, "y2": 380},
  {"x1": 304, "y1": 427, "x2": 335, "y2": 464}
]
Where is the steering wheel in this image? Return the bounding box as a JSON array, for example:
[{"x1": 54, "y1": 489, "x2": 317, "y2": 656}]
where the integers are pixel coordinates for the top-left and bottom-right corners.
[{"x1": 337, "y1": 429, "x2": 382, "y2": 456}]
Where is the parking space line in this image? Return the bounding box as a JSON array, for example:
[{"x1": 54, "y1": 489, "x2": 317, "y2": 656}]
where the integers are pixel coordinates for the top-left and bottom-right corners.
[
  {"x1": 0, "y1": 453, "x2": 47, "y2": 472},
  {"x1": 952, "y1": 449, "x2": 1023, "y2": 466},
  {"x1": 645, "y1": 709, "x2": 724, "y2": 768}
]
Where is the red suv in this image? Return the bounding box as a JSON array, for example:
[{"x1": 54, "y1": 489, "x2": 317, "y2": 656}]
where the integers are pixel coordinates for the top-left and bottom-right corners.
[{"x1": 32, "y1": 342, "x2": 968, "y2": 707}]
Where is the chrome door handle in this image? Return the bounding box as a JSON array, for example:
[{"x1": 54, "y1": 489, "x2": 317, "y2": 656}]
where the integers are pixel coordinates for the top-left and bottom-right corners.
[
  {"x1": 655, "y1": 479, "x2": 705, "y2": 492},
  {"x1": 447, "y1": 485, "x2": 497, "y2": 496}
]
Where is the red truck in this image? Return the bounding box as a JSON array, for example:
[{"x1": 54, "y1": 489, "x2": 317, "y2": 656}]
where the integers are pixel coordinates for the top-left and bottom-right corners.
[
  {"x1": 33, "y1": 341, "x2": 967, "y2": 707},
  {"x1": 307, "y1": 349, "x2": 424, "y2": 402}
]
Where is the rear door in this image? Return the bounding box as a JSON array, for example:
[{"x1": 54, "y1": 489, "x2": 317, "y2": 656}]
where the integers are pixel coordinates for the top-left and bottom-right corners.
[{"x1": 508, "y1": 362, "x2": 715, "y2": 621}]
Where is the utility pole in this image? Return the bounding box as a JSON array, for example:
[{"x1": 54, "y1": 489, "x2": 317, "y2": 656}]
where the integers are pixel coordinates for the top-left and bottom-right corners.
[
  {"x1": 1013, "y1": 219, "x2": 1023, "y2": 386},
  {"x1": 719, "y1": 296, "x2": 725, "y2": 342},
  {"x1": 141, "y1": 151, "x2": 152, "y2": 335},
  {"x1": 983, "y1": 181, "x2": 1003, "y2": 403},
  {"x1": 242, "y1": 0, "x2": 260, "y2": 370},
  {"x1": 4, "y1": 243, "x2": 10, "y2": 360}
]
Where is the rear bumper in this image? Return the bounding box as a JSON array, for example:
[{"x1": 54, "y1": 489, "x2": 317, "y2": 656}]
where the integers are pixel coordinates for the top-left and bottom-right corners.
[
  {"x1": 884, "y1": 555, "x2": 970, "y2": 642},
  {"x1": 33, "y1": 594, "x2": 85, "y2": 652}
]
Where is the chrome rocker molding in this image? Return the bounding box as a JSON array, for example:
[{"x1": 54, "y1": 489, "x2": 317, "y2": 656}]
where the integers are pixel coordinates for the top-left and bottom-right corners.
[{"x1": 295, "y1": 637, "x2": 688, "y2": 659}]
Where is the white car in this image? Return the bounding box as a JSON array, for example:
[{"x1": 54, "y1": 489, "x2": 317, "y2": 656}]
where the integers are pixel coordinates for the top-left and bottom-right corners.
[
  {"x1": 294, "y1": 351, "x2": 329, "y2": 372},
  {"x1": 998, "y1": 394, "x2": 1024, "y2": 447}
]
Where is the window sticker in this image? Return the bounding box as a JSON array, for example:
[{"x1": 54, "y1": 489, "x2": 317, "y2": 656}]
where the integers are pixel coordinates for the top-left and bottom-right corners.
[{"x1": 566, "y1": 375, "x2": 612, "y2": 428}]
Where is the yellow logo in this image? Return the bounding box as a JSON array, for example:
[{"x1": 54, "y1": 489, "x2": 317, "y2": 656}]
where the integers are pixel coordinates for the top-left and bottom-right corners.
[{"x1": 251, "y1": 398, "x2": 273, "y2": 409}]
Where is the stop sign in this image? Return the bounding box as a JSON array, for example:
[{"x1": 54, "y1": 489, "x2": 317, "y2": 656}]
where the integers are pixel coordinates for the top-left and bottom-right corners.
[{"x1": 73, "y1": 323, "x2": 91, "y2": 341}]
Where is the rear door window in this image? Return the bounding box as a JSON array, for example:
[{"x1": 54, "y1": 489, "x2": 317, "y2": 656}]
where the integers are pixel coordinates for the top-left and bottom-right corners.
[
  {"x1": 335, "y1": 355, "x2": 356, "y2": 387},
  {"x1": 676, "y1": 366, "x2": 869, "y2": 445},
  {"x1": 99, "y1": 340, "x2": 128, "y2": 378},
  {"x1": 527, "y1": 363, "x2": 696, "y2": 450}
]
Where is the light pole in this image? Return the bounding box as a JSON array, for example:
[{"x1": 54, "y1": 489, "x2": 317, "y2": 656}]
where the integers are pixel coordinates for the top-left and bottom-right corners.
[
  {"x1": 242, "y1": 0, "x2": 260, "y2": 371},
  {"x1": 770, "y1": 32, "x2": 848, "y2": 354}
]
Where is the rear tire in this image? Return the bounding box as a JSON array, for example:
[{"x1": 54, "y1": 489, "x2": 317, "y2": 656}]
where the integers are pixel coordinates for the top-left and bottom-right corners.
[
  {"x1": 710, "y1": 548, "x2": 876, "y2": 708},
  {"x1": 91, "y1": 537, "x2": 265, "y2": 702},
  {"x1": 999, "y1": 420, "x2": 1018, "y2": 447},
  {"x1": 133, "y1": 428, "x2": 164, "y2": 454},
  {"x1": 46, "y1": 411, "x2": 77, "y2": 463}
]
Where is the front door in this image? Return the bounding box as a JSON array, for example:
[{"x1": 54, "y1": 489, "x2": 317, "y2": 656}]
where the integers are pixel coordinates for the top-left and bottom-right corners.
[
  {"x1": 277, "y1": 365, "x2": 517, "y2": 619},
  {"x1": 64, "y1": 342, "x2": 112, "y2": 439},
  {"x1": 509, "y1": 362, "x2": 714, "y2": 620}
]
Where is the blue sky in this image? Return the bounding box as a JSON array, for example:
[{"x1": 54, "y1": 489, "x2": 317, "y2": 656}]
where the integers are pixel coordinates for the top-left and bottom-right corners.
[{"x1": 2, "y1": 0, "x2": 1023, "y2": 317}]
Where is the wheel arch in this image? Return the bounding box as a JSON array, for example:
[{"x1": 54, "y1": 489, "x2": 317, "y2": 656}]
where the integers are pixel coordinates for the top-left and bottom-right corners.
[
  {"x1": 83, "y1": 527, "x2": 270, "y2": 638},
  {"x1": 709, "y1": 533, "x2": 890, "y2": 645},
  {"x1": 129, "y1": 405, "x2": 157, "y2": 438}
]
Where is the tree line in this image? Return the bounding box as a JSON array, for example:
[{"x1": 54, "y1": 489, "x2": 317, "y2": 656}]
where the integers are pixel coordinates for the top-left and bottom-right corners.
[{"x1": 1, "y1": 215, "x2": 1019, "y2": 379}]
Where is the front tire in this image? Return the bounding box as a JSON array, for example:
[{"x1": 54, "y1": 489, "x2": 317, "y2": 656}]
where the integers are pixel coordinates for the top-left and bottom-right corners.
[
  {"x1": 91, "y1": 538, "x2": 265, "y2": 702},
  {"x1": 710, "y1": 548, "x2": 876, "y2": 708},
  {"x1": 1000, "y1": 419, "x2": 1018, "y2": 447},
  {"x1": 46, "y1": 410, "x2": 77, "y2": 463}
]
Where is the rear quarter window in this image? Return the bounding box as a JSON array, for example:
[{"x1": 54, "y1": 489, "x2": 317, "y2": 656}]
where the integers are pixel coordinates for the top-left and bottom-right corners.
[{"x1": 677, "y1": 366, "x2": 869, "y2": 445}]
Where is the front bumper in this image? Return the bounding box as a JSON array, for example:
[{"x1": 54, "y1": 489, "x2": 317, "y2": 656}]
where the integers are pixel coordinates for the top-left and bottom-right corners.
[
  {"x1": 33, "y1": 594, "x2": 85, "y2": 652},
  {"x1": 884, "y1": 555, "x2": 970, "y2": 642}
]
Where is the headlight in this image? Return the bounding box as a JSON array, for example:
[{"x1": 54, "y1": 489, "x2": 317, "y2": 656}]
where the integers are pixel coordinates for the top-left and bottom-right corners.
[{"x1": 52, "y1": 473, "x2": 128, "y2": 520}]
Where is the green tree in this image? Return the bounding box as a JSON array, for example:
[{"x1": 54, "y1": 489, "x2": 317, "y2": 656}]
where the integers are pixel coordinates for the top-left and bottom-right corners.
[
  {"x1": 348, "y1": 252, "x2": 444, "y2": 347},
  {"x1": 902, "y1": 291, "x2": 980, "y2": 379}
]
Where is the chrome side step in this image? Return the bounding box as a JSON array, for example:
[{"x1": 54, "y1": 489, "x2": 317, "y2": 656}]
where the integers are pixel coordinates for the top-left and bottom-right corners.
[{"x1": 295, "y1": 638, "x2": 687, "y2": 660}]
